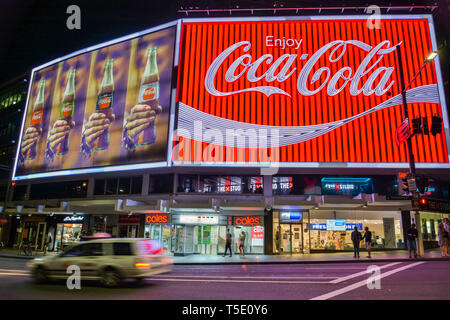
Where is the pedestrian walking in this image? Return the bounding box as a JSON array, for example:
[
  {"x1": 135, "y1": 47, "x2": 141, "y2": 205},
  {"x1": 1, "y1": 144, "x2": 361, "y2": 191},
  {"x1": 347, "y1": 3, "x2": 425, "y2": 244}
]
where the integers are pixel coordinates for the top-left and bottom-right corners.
[
  {"x1": 362, "y1": 226, "x2": 372, "y2": 258},
  {"x1": 438, "y1": 222, "x2": 448, "y2": 257},
  {"x1": 223, "y1": 228, "x2": 233, "y2": 257},
  {"x1": 351, "y1": 226, "x2": 362, "y2": 258},
  {"x1": 406, "y1": 223, "x2": 419, "y2": 259},
  {"x1": 239, "y1": 231, "x2": 246, "y2": 256},
  {"x1": 44, "y1": 233, "x2": 52, "y2": 256},
  {"x1": 444, "y1": 218, "x2": 450, "y2": 235}
]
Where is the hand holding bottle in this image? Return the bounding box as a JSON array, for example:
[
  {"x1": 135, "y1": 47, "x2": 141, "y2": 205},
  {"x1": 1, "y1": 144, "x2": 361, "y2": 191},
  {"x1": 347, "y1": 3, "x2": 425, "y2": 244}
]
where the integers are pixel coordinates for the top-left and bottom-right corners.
[
  {"x1": 124, "y1": 104, "x2": 162, "y2": 141},
  {"x1": 47, "y1": 119, "x2": 75, "y2": 153},
  {"x1": 21, "y1": 126, "x2": 41, "y2": 156},
  {"x1": 82, "y1": 112, "x2": 115, "y2": 149}
]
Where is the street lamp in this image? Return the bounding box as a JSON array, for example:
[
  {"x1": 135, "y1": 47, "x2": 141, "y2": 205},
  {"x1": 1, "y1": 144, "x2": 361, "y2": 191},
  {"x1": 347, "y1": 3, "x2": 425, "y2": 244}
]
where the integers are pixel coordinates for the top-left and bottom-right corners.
[{"x1": 395, "y1": 45, "x2": 439, "y2": 257}]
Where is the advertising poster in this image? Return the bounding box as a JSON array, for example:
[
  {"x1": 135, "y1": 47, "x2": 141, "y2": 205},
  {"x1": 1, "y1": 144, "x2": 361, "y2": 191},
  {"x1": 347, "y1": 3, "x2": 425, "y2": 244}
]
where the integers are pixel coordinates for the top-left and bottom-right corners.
[
  {"x1": 252, "y1": 226, "x2": 264, "y2": 246},
  {"x1": 175, "y1": 17, "x2": 449, "y2": 167},
  {"x1": 14, "y1": 25, "x2": 176, "y2": 179}
]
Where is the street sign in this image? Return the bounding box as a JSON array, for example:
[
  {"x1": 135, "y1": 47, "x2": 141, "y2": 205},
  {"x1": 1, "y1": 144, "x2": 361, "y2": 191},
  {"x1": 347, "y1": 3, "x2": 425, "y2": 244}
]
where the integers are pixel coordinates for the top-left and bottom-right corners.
[
  {"x1": 407, "y1": 178, "x2": 417, "y2": 192},
  {"x1": 396, "y1": 119, "x2": 411, "y2": 146}
]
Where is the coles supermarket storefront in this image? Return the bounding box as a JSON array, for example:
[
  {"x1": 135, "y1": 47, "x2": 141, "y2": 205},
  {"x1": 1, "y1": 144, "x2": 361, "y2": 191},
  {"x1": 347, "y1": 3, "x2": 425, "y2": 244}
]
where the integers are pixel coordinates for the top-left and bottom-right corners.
[{"x1": 168, "y1": 213, "x2": 265, "y2": 256}]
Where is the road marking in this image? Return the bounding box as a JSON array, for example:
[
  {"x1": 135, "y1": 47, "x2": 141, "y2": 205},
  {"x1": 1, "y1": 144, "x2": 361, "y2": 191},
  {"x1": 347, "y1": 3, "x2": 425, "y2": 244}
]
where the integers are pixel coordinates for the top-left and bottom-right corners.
[
  {"x1": 154, "y1": 275, "x2": 338, "y2": 280},
  {"x1": 311, "y1": 262, "x2": 426, "y2": 300},
  {"x1": 0, "y1": 272, "x2": 29, "y2": 276},
  {"x1": 149, "y1": 278, "x2": 331, "y2": 284},
  {"x1": 329, "y1": 262, "x2": 402, "y2": 284}
]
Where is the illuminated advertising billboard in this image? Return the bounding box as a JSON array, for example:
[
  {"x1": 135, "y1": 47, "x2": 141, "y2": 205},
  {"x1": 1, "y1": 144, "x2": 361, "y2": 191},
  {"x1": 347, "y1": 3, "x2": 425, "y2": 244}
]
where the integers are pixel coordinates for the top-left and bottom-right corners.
[
  {"x1": 174, "y1": 16, "x2": 449, "y2": 168},
  {"x1": 13, "y1": 22, "x2": 177, "y2": 180}
]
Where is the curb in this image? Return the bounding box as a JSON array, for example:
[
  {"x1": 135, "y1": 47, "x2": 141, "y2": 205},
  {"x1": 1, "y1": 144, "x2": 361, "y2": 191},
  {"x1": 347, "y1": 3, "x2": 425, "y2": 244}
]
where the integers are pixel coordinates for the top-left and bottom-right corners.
[
  {"x1": 173, "y1": 257, "x2": 450, "y2": 265},
  {"x1": 2, "y1": 253, "x2": 449, "y2": 264}
]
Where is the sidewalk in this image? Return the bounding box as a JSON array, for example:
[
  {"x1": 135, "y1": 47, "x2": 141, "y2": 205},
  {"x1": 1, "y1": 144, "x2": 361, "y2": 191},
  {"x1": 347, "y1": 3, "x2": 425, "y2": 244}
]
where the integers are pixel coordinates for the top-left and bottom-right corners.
[{"x1": 1, "y1": 247, "x2": 449, "y2": 264}]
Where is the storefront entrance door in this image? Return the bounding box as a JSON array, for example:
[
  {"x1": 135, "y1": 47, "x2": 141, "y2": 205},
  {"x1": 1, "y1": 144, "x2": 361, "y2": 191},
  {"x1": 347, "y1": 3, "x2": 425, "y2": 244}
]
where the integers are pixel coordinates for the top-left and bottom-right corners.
[
  {"x1": 35, "y1": 222, "x2": 46, "y2": 251},
  {"x1": 279, "y1": 224, "x2": 303, "y2": 254}
]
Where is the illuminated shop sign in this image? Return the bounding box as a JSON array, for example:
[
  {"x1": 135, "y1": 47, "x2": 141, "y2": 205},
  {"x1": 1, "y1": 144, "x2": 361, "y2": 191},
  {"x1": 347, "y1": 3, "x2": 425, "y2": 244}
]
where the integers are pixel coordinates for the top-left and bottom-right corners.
[
  {"x1": 63, "y1": 216, "x2": 84, "y2": 222},
  {"x1": 311, "y1": 223, "x2": 363, "y2": 231},
  {"x1": 179, "y1": 215, "x2": 219, "y2": 225},
  {"x1": 145, "y1": 213, "x2": 169, "y2": 224},
  {"x1": 326, "y1": 219, "x2": 347, "y2": 231},
  {"x1": 321, "y1": 178, "x2": 373, "y2": 195},
  {"x1": 234, "y1": 216, "x2": 262, "y2": 226},
  {"x1": 280, "y1": 212, "x2": 303, "y2": 224}
]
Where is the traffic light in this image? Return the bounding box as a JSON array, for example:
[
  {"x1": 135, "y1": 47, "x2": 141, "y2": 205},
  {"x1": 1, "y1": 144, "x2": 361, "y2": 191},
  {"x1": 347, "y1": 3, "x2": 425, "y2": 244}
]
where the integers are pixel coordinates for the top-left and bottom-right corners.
[
  {"x1": 411, "y1": 117, "x2": 421, "y2": 135},
  {"x1": 431, "y1": 114, "x2": 442, "y2": 136},
  {"x1": 422, "y1": 117, "x2": 429, "y2": 135},
  {"x1": 398, "y1": 172, "x2": 410, "y2": 195}
]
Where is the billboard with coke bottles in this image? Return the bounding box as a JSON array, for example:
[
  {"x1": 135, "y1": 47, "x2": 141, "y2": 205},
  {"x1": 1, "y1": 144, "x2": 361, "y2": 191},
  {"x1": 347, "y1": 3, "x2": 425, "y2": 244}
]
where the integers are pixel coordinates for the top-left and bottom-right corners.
[{"x1": 14, "y1": 22, "x2": 177, "y2": 179}]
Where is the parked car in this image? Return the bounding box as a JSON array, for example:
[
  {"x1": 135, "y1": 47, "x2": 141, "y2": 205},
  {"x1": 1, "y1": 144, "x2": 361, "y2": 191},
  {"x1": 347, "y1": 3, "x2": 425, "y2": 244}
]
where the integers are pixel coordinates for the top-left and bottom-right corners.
[{"x1": 28, "y1": 238, "x2": 173, "y2": 287}]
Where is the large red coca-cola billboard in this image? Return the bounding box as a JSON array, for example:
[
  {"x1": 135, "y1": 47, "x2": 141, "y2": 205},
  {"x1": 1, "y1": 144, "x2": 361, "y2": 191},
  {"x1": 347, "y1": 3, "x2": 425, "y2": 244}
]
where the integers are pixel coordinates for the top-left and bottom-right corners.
[{"x1": 174, "y1": 16, "x2": 449, "y2": 168}]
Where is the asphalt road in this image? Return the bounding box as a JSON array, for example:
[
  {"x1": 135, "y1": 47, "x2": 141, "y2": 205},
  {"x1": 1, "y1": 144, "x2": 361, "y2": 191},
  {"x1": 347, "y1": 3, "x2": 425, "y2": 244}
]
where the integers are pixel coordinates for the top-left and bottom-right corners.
[{"x1": 0, "y1": 257, "x2": 449, "y2": 300}]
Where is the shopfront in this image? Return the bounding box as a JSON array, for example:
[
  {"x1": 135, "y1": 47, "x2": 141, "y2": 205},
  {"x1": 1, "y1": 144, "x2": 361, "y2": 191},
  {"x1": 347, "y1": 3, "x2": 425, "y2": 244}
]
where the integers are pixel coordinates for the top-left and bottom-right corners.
[
  {"x1": 18, "y1": 215, "x2": 47, "y2": 251},
  {"x1": 274, "y1": 211, "x2": 305, "y2": 254},
  {"x1": 230, "y1": 216, "x2": 265, "y2": 255},
  {"x1": 144, "y1": 212, "x2": 171, "y2": 251},
  {"x1": 53, "y1": 215, "x2": 86, "y2": 251},
  {"x1": 118, "y1": 214, "x2": 140, "y2": 238},
  {"x1": 170, "y1": 214, "x2": 266, "y2": 256},
  {"x1": 308, "y1": 210, "x2": 404, "y2": 251},
  {"x1": 417, "y1": 211, "x2": 450, "y2": 248}
]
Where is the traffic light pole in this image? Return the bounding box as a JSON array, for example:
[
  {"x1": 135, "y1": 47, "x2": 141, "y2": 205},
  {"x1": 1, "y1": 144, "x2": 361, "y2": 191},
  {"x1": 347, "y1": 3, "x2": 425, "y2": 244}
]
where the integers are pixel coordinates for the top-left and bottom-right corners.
[{"x1": 395, "y1": 45, "x2": 424, "y2": 257}]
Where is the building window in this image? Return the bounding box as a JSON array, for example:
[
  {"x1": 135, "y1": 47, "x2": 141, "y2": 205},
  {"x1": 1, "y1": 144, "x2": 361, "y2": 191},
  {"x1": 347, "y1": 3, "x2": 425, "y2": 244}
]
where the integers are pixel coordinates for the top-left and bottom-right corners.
[
  {"x1": 149, "y1": 174, "x2": 173, "y2": 194},
  {"x1": 131, "y1": 176, "x2": 143, "y2": 194},
  {"x1": 94, "y1": 179, "x2": 105, "y2": 195}
]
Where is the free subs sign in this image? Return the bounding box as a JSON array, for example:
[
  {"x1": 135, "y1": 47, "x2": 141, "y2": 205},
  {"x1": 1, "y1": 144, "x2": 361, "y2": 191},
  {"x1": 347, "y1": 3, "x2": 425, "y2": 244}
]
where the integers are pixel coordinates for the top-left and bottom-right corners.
[{"x1": 146, "y1": 213, "x2": 169, "y2": 224}]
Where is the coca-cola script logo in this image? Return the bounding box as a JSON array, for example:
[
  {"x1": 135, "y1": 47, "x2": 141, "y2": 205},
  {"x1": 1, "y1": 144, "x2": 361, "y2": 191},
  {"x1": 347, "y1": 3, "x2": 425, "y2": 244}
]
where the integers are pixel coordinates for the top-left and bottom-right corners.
[
  {"x1": 30, "y1": 110, "x2": 43, "y2": 125},
  {"x1": 143, "y1": 86, "x2": 156, "y2": 100},
  {"x1": 61, "y1": 103, "x2": 73, "y2": 116},
  {"x1": 99, "y1": 96, "x2": 111, "y2": 109},
  {"x1": 205, "y1": 38, "x2": 399, "y2": 98}
]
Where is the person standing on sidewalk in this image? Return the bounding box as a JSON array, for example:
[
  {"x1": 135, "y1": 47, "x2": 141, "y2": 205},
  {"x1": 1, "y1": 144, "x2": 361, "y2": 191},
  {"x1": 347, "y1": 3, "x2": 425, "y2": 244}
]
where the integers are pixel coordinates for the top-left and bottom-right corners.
[
  {"x1": 223, "y1": 228, "x2": 233, "y2": 257},
  {"x1": 351, "y1": 227, "x2": 362, "y2": 258},
  {"x1": 239, "y1": 231, "x2": 246, "y2": 257},
  {"x1": 438, "y1": 222, "x2": 448, "y2": 257},
  {"x1": 362, "y1": 226, "x2": 372, "y2": 258},
  {"x1": 406, "y1": 223, "x2": 419, "y2": 259}
]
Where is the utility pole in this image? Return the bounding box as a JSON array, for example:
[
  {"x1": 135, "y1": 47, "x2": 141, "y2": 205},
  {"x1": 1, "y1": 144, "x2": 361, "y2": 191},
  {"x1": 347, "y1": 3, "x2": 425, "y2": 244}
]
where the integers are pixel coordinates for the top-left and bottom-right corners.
[{"x1": 395, "y1": 45, "x2": 438, "y2": 257}]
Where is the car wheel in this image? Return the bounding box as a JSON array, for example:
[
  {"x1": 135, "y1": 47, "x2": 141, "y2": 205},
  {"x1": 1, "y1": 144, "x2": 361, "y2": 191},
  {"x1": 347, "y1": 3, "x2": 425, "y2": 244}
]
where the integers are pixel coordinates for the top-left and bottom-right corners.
[
  {"x1": 101, "y1": 269, "x2": 121, "y2": 288},
  {"x1": 32, "y1": 266, "x2": 48, "y2": 284}
]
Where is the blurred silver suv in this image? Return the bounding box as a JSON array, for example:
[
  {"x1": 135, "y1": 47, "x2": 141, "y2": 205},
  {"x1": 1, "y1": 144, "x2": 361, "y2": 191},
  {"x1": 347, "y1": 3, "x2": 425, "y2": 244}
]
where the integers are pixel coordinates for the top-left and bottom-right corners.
[{"x1": 28, "y1": 238, "x2": 173, "y2": 287}]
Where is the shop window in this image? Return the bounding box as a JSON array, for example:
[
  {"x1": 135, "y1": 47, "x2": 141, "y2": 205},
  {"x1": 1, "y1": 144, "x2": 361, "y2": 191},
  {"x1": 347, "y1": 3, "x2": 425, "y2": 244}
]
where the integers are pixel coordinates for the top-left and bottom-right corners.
[
  {"x1": 178, "y1": 175, "x2": 198, "y2": 192},
  {"x1": 29, "y1": 180, "x2": 88, "y2": 200},
  {"x1": 131, "y1": 176, "x2": 142, "y2": 194},
  {"x1": 94, "y1": 179, "x2": 105, "y2": 195},
  {"x1": 118, "y1": 177, "x2": 131, "y2": 194},
  {"x1": 105, "y1": 178, "x2": 118, "y2": 195},
  {"x1": 113, "y1": 242, "x2": 132, "y2": 256},
  {"x1": 149, "y1": 174, "x2": 173, "y2": 194}
]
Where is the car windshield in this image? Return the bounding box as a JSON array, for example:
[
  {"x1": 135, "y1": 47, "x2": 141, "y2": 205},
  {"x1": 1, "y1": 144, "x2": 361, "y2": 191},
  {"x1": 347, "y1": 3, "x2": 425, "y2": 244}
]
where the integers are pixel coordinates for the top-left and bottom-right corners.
[{"x1": 135, "y1": 240, "x2": 162, "y2": 255}]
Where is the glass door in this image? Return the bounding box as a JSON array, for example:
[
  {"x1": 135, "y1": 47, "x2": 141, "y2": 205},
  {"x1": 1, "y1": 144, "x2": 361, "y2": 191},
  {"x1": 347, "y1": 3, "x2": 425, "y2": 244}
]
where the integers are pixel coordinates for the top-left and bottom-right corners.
[
  {"x1": 280, "y1": 224, "x2": 303, "y2": 254},
  {"x1": 280, "y1": 224, "x2": 291, "y2": 253},
  {"x1": 35, "y1": 222, "x2": 46, "y2": 251}
]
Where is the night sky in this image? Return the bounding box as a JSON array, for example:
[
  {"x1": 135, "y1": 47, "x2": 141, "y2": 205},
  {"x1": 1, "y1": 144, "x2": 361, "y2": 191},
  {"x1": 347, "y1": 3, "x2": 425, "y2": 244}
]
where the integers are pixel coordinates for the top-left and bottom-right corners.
[{"x1": 0, "y1": 0, "x2": 179, "y2": 84}]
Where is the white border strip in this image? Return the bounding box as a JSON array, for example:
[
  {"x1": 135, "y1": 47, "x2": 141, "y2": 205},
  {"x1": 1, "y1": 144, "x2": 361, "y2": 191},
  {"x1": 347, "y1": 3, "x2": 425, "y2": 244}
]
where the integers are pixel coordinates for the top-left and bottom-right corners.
[
  {"x1": 13, "y1": 161, "x2": 167, "y2": 181},
  {"x1": 167, "y1": 19, "x2": 182, "y2": 167}
]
